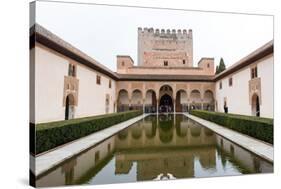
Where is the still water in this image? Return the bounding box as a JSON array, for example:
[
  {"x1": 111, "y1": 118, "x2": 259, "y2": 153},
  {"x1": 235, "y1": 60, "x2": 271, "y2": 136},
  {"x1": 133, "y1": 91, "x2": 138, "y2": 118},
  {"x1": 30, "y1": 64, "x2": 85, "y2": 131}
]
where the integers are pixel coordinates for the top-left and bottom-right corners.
[{"x1": 36, "y1": 114, "x2": 273, "y2": 187}]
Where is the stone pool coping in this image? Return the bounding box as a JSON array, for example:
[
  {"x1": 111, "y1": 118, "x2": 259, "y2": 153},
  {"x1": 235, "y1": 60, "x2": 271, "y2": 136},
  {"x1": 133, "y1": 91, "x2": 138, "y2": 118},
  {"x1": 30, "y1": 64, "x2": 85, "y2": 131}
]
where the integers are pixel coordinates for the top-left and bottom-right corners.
[
  {"x1": 32, "y1": 114, "x2": 149, "y2": 177},
  {"x1": 185, "y1": 113, "x2": 273, "y2": 163}
]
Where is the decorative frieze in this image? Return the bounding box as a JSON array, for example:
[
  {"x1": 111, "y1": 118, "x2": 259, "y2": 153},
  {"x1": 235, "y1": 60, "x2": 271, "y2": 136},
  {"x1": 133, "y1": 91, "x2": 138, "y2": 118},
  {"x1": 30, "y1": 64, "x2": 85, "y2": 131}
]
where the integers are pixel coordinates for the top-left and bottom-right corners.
[
  {"x1": 249, "y1": 77, "x2": 261, "y2": 105},
  {"x1": 63, "y1": 76, "x2": 79, "y2": 106}
]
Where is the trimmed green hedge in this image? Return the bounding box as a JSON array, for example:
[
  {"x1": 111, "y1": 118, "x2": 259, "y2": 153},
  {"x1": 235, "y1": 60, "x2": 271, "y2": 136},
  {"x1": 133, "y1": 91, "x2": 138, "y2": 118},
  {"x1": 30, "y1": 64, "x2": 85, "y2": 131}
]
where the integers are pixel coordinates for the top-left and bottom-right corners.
[
  {"x1": 190, "y1": 110, "x2": 273, "y2": 144},
  {"x1": 36, "y1": 110, "x2": 143, "y2": 154}
]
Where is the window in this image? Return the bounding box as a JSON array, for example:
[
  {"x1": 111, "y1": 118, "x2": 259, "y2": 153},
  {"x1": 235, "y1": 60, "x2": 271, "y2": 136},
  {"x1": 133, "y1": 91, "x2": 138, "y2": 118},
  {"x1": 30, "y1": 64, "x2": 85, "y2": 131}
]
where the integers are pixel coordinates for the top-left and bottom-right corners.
[
  {"x1": 109, "y1": 80, "x2": 112, "y2": 88},
  {"x1": 219, "y1": 81, "x2": 222, "y2": 89},
  {"x1": 95, "y1": 151, "x2": 100, "y2": 165},
  {"x1": 96, "y1": 75, "x2": 101, "y2": 85},
  {"x1": 105, "y1": 94, "x2": 110, "y2": 113},
  {"x1": 207, "y1": 63, "x2": 210, "y2": 68},
  {"x1": 121, "y1": 61, "x2": 125, "y2": 66},
  {"x1": 68, "y1": 64, "x2": 76, "y2": 77},
  {"x1": 220, "y1": 139, "x2": 224, "y2": 147},
  {"x1": 251, "y1": 66, "x2": 258, "y2": 79},
  {"x1": 183, "y1": 60, "x2": 186, "y2": 64},
  {"x1": 230, "y1": 145, "x2": 235, "y2": 155},
  {"x1": 107, "y1": 143, "x2": 111, "y2": 152},
  {"x1": 164, "y1": 61, "x2": 168, "y2": 66},
  {"x1": 229, "y1": 77, "x2": 233, "y2": 87},
  {"x1": 106, "y1": 95, "x2": 110, "y2": 105}
]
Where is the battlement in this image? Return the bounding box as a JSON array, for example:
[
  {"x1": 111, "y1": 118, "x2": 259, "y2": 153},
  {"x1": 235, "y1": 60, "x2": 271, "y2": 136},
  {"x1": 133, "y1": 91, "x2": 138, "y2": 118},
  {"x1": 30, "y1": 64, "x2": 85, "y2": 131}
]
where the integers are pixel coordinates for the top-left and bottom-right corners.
[
  {"x1": 138, "y1": 27, "x2": 192, "y2": 38},
  {"x1": 138, "y1": 27, "x2": 193, "y2": 67}
]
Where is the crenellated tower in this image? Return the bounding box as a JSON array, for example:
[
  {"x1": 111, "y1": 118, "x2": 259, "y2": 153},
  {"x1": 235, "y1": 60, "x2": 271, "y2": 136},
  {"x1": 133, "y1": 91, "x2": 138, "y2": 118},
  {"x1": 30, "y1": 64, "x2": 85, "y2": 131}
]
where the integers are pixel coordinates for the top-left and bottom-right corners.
[{"x1": 137, "y1": 27, "x2": 193, "y2": 67}]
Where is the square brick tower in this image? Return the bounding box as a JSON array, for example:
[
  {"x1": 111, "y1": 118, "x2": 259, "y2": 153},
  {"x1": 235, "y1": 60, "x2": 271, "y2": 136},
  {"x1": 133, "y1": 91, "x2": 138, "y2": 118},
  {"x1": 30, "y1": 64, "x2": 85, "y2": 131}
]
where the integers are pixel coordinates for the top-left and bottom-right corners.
[{"x1": 137, "y1": 27, "x2": 193, "y2": 67}]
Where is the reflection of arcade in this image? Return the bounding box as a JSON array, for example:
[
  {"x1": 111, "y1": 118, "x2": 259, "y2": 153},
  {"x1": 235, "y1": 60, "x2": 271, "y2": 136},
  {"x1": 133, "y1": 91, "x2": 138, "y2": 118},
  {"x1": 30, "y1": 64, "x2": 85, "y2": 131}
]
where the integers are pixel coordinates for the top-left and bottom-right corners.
[
  {"x1": 216, "y1": 136, "x2": 273, "y2": 173},
  {"x1": 116, "y1": 115, "x2": 215, "y2": 148},
  {"x1": 114, "y1": 115, "x2": 217, "y2": 180},
  {"x1": 36, "y1": 135, "x2": 116, "y2": 187},
  {"x1": 36, "y1": 115, "x2": 272, "y2": 187}
]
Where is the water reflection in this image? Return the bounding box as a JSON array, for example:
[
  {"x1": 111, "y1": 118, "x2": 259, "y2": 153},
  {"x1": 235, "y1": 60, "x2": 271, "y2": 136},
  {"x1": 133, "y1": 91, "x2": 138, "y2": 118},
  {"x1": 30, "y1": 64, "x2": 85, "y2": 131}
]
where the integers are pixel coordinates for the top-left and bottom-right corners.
[{"x1": 36, "y1": 115, "x2": 273, "y2": 187}]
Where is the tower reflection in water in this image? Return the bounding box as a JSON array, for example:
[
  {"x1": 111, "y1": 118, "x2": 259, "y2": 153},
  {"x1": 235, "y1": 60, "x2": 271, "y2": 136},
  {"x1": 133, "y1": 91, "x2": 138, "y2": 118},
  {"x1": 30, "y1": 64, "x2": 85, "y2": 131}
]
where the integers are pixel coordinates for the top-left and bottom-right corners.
[{"x1": 36, "y1": 115, "x2": 273, "y2": 187}]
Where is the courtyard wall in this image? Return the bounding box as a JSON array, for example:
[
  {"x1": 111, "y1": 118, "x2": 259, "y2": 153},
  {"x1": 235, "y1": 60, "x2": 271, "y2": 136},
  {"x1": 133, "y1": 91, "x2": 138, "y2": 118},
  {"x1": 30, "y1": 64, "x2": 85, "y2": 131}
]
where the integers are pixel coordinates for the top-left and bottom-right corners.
[
  {"x1": 215, "y1": 54, "x2": 273, "y2": 118},
  {"x1": 33, "y1": 43, "x2": 116, "y2": 123}
]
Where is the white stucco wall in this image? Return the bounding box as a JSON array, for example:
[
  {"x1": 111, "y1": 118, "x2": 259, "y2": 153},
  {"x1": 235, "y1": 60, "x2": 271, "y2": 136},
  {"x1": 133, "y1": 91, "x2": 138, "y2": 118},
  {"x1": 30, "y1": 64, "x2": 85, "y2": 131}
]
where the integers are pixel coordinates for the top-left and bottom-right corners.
[
  {"x1": 35, "y1": 45, "x2": 68, "y2": 123},
  {"x1": 215, "y1": 54, "x2": 273, "y2": 118},
  {"x1": 259, "y1": 55, "x2": 274, "y2": 118},
  {"x1": 35, "y1": 44, "x2": 116, "y2": 123},
  {"x1": 34, "y1": 41, "x2": 273, "y2": 123},
  {"x1": 75, "y1": 65, "x2": 116, "y2": 118}
]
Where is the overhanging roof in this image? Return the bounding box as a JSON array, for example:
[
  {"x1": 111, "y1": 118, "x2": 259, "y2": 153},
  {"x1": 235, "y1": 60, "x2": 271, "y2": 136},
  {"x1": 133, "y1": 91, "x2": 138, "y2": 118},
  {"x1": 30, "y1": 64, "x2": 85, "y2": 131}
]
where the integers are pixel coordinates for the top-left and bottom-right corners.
[
  {"x1": 214, "y1": 40, "x2": 273, "y2": 81},
  {"x1": 30, "y1": 24, "x2": 273, "y2": 82},
  {"x1": 117, "y1": 74, "x2": 214, "y2": 81},
  {"x1": 30, "y1": 24, "x2": 119, "y2": 79}
]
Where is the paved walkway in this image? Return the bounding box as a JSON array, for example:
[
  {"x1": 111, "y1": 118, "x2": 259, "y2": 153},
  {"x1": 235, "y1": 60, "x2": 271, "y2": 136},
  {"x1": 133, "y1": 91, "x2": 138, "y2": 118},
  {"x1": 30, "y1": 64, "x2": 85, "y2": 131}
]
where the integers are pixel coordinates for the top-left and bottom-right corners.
[
  {"x1": 33, "y1": 114, "x2": 149, "y2": 177},
  {"x1": 184, "y1": 113, "x2": 273, "y2": 163}
]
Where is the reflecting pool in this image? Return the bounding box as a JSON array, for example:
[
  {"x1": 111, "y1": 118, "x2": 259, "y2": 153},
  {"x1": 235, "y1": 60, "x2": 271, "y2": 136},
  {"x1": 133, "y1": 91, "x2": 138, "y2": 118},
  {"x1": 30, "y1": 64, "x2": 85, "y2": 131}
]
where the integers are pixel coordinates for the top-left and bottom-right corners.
[{"x1": 36, "y1": 114, "x2": 273, "y2": 187}]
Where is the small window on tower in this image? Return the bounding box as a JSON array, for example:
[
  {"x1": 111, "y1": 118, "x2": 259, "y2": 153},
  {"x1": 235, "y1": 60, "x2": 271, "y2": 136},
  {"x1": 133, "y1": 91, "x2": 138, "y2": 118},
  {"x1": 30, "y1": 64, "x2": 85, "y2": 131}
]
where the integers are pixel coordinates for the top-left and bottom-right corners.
[
  {"x1": 121, "y1": 61, "x2": 125, "y2": 66},
  {"x1": 183, "y1": 60, "x2": 186, "y2": 64},
  {"x1": 164, "y1": 61, "x2": 168, "y2": 66}
]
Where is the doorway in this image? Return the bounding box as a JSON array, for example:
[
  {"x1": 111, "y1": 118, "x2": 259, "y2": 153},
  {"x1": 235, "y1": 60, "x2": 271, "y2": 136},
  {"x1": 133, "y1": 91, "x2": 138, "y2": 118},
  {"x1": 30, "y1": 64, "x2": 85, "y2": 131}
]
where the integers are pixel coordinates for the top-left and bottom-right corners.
[
  {"x1": 252, "y1": 94, "x2": 260, "y2": 117},
  {"x1": 65, "y1": 94, "x2": 75, "y2": 120},
  {"x1": 159, "y1": 94, "x2": 173, "y2": 113}
]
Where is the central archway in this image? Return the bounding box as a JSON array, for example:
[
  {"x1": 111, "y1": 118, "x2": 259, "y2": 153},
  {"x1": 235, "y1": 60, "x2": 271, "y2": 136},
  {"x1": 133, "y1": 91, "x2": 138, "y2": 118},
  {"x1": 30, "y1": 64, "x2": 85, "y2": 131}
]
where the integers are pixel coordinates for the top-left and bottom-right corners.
[{"x1": 159, "y1": 94, "x2": 173, "y2": 113}]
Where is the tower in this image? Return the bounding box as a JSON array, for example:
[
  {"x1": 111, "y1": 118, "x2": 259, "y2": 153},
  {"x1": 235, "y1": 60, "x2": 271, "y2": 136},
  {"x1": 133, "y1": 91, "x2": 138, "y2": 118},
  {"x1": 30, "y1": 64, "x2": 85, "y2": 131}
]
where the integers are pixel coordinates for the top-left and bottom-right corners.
[{"x1": 137, "y1": 27, "x2": 193, "y2": 67}]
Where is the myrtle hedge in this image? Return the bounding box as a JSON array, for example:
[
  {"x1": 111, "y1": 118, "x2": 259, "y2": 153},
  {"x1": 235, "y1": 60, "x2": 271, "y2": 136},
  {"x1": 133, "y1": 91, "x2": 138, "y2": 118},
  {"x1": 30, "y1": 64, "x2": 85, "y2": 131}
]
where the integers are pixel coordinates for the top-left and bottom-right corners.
[
  {"x1": 190, "y1": 110, "x2": 273, "y2": 144},
  {"x1": 36, "y1": 110, "x2": 143, "y2": 154}
]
